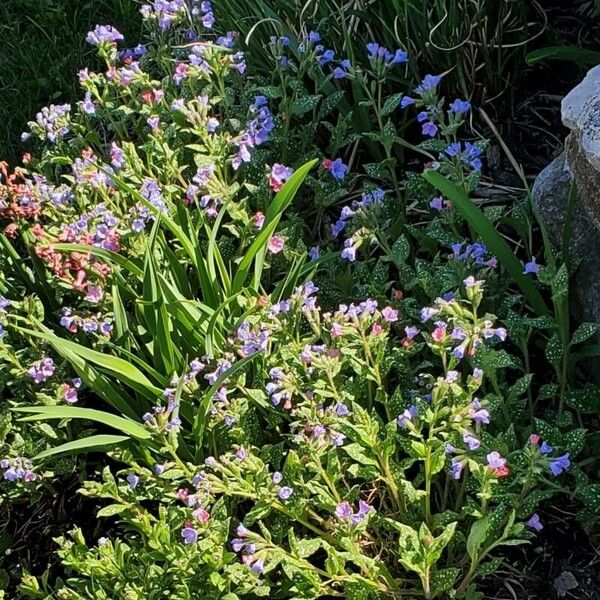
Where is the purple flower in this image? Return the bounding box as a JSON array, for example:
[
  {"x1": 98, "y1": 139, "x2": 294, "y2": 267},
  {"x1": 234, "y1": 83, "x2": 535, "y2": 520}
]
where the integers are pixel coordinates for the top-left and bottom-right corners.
[
  {"x1": 463, "y1": 433, "x2": 480, "y2": 451},
  {"x1": 445, "y1": 142, "x2": 461, "y2": 157},
  {"x1": 527, "y1": 513, "x2": 543, "y2": 532},
  {"x1": 523, "y1": 257, "x2": 540, "y2": 275},
  {"x1": 230, "y1": 537, "x2": 245, "y2": 552},
  {"x1": 27, "y1": 357, "x2": 55, "y2": 384},
  {"x1": 331, "y1": 219, "x2": 347, "y2": 237},
  {"x1": 147, "y1": 116, "x2": 160, "y2": 131},
  {"x1": 397, "y1": 405, "x2": 418, "y2": 428},
  {"x1": 335, "y1": 501, "x2": 353, "y2": 519},
  {"x1": 486, "y1": 451, "x2": 506, "y2": 469},
  {"x1": 81, "y1": 92, "x2": 96, "y2": 115},
  {"x1": 540, "y1": 441, "x2": 553, "y2": 454},
  {"x1": 451, "y1": 458, "x2": 464, "y2": 479},
  {"x1": 400, "y1": 96, "x2": 415, "y2": 108},
  {"x1": 126, "y1": 473, "x2": 140, "y2": 489},
  {"x1": 404, "y1": 325, "x2": 420, "y2": 340},
  {"x1": 308, "y1": 31, "x2": 321, "y2": 44},
  {"x1": 341, "y1": 239, "x2": 357, "y2": 262},
  {"x1": 446, "y1": 370, "x2": 460, "y2": 383},
  {"x1": 422, "y1": 121, "x2": 438, "y2": 137},
  {"x1": 335, "y1": 403, "x2": 350, "y2": 416},
  {"x1": 420, "y1": 307, "x2": 439, "y2": 322},
  {"x1": 309, "y1": 246, "x2": 320, "y2": 261},
  {"x1": 278, "y1": 486, "x2": 294, "y2": 500},
  {"x1": 202, "y1": 11, "x2": 215, "y2": 28},
  {"x1": 366, "y1": 42, "x2": 380, "y2": 60},
  {"x1": 430, "y1": 196, "x2": 444, "y2": 211},
  {"x1": 181, "y1": 526, "x2": 198, "y2": 544},
  {"x1": 251, "y1": 559, "x2": 265, "y2": 574},
  {"x1": 272, "y1": 471, "x2": 283, "y2": 484},
  {"x1": 469, "y1": 400, "x2": 490, "y2": 425},
  {"x1": 86, "y1": 25, "x2": 124, "y2": 46},
  {"x1": 351, "y1": 500, "x2": 373, "y2": 524},
  {"x1": 382, "y1": 307, "x2": 399, "y2": 322},
  {"x1": 318, "y1": 49, "x2": 335, "y2": 65},
  {"x1": 549, "y1": 453, "x2": 570, "y2": 476}
]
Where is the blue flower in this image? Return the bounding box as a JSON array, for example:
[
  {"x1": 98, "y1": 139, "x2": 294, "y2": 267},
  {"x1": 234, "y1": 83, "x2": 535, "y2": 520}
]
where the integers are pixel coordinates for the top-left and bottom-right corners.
[
  {"x1": 329, "y1": 158, "x2": 348, "y2": 180},
  {"x1": 400, "y1": 96, "x2": 415, "y2": 108},
  {"x1": 523, "y1": 257, "x2": 540, "y2": 275},
  {"x1": 449, "y1": 99, "x2": 471, "y2": 114},
  {"x1": 308, "y1": 31, "x2": 321, "y2": 44},
  {"x1": 422, "y1": 121, "x2": 438, "y2": 137},
  {"x1": 415, "y1": 74, "x2": 442, "y2": 94},
  {"x1": 445, "y1": 142, "x2": 461, "y2": 157},
  {"x1": 549, "y1": 453, "x2": 570, "y2": 476},
  {"x1": 366, "y1": 42, "x2": 380, "y2": 60},
  {"x1": 318, "y1": 49, "x2": 335, "y2": 65},
  {"x1": 181, "y1": 526, "x2": 198, "y2": 544}
]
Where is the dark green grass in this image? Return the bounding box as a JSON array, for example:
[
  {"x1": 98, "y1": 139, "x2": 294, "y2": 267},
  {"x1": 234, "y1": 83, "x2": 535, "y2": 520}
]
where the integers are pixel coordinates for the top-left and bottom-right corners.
[{"x1": 0, "y1": 0, "x2": 142, "y2": 164}]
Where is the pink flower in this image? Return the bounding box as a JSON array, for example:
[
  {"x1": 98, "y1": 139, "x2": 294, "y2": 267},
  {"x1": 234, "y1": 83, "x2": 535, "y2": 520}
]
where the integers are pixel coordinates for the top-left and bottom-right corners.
[
  {"x1": 267, "y1": 236, "x2": 285, "y2": 254},
  {"x1": 85, "y1": 285, "x2": 103, "y2": 304},
  {"x1": 431, "y1": 327, "x2": 446, "y2": 342},
  {"x1": 192, "y1": 507, "x2": 210, "y2": 524}
]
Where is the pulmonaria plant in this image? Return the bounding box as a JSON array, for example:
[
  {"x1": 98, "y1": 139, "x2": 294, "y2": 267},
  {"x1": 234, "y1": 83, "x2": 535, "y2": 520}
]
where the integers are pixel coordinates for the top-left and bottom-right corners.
[
  {"x1": 32, "y1": 278, "x2": 573, "y2": 600},
  {"x1": 2, "y1": 4, "x2": 592, "y2": 600}
]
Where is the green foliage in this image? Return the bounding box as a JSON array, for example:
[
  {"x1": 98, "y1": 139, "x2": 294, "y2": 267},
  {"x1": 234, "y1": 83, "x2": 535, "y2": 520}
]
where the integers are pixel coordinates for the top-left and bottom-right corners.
[{"x1": 0, "y1": 1, "x2": 597, "y2": 599}]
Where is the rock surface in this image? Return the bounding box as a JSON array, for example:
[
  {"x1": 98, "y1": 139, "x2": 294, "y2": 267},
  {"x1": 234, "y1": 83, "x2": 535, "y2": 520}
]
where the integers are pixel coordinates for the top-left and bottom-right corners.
[{"x1": 533, "y1": 65, "x2": 600, "y2": 347}]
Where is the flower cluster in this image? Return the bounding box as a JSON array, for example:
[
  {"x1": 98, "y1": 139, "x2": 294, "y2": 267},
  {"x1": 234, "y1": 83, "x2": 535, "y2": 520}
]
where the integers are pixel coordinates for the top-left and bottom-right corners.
[{"x1": 1, "y1": 457, "x2": 36, "y2": 483}]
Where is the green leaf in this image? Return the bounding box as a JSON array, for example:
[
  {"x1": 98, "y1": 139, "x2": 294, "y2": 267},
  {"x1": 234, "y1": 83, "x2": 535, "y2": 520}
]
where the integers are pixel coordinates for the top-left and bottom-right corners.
[
  {"x1": 97, "y1": 503, "x2": 128, "y2": 517},
  {"x1": 466, "y1": 516, "x2": 490, "y2": 561},
  {"x1": 34, "y1": 434, "x2": 131, "y2": 460},
  {"x1": 342, "y1": 443, "x2": 379, "y2": 467},
  {"x1": 431, "y1": 567, "x2": 460, "y2": 595},
  {"x1": 14, "y1": 406, "x2": 151, "y2": 440},
  {"x1": 231, "y1": 158, "x2": 317, "y2": 294},
  {"x1": 571, "y1": 322, "x2": 598, "y2": 346},
  {"x1": 52, "y1": 243, "x2": 143, "y2": 278},
  {"x1": 16, "y1": 327, "x2": 162, "y2": 401},
  {"x1": 566, "y1": 386, "x2": 600, "y2": 413},
  {"x1": 292, "y1": 95, "x2": 321, "y2": 116},
  {"x1": 193, "y1": 354, "x2": 257, "y2": 450},
  {"x1": 526, "y1": 46, "x2": 600, "y2": 66},
  {"x1": 381, "y1": 93, "x2": 402, "y2": 116},
  {"x1": 422, "y1": 171, "x2": 548, "y2": 315}
]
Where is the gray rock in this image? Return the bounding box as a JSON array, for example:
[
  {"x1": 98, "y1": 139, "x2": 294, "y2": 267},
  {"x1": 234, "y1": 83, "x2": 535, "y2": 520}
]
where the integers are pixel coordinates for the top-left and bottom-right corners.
[
  {"x1": 533, "y1": 66, "x2": 600, "y2": 363},
  {"x1": 532, "y1": 151, "x2": 600, "y2": 338},
  {"x1": 561, "y1": 64, "x2": 600, "y2": 131}
]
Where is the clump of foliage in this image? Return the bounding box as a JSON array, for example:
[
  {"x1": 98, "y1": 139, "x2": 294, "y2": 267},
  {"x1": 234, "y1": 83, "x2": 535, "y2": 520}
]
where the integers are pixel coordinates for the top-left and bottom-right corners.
[
  {"x1": 0, "y1": 1, "x2": 598, "y2": 598},
  {"x1": 0, "y1": 0, "x2": 142, "y2": 164}
]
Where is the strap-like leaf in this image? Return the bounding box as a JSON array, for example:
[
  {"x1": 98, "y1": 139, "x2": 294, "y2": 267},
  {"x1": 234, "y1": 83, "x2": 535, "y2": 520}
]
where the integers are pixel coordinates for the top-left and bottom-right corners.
[
  {"x1": 14, "y1": 406, "x2": 150, "y2": 439},
  {"x1": 34, "y1": 434, "x2": 131, "y2": 460}
]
